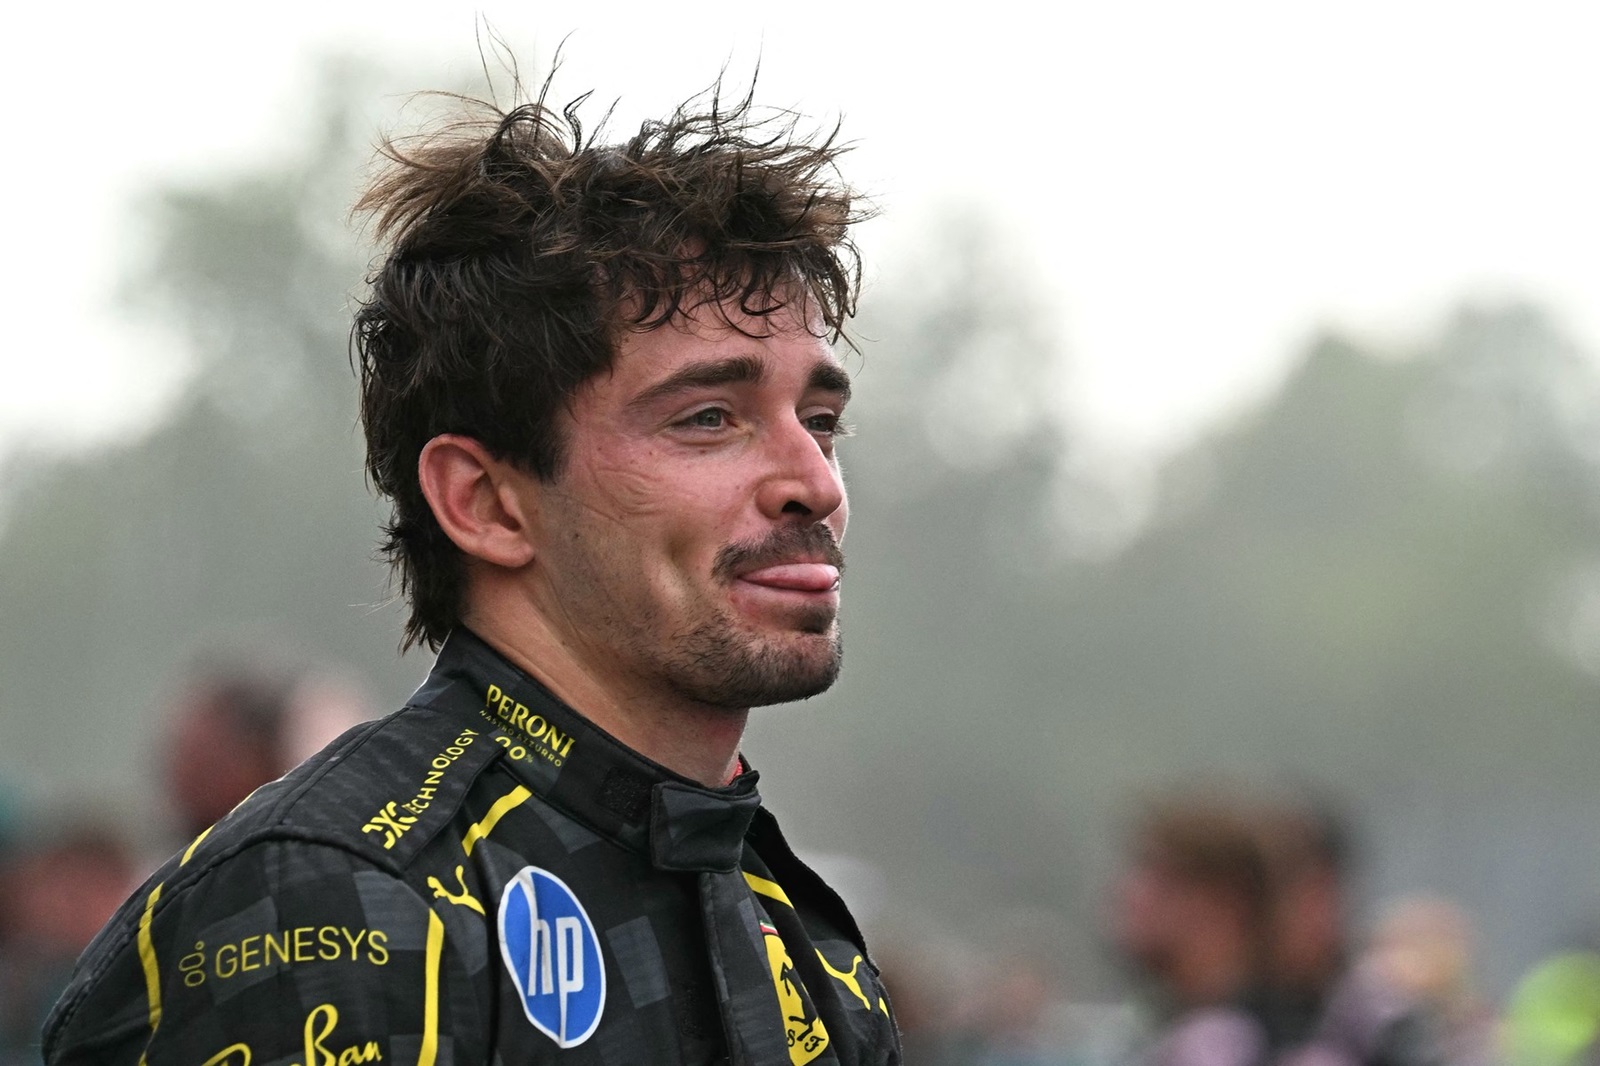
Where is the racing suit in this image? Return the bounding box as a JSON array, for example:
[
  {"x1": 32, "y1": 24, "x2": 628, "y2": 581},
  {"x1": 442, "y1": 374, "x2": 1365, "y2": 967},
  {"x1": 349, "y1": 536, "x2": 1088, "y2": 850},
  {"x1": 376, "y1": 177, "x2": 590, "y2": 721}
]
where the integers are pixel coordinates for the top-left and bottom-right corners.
[{"x1": 44, "y1": 628, "x2": 901, "y2": 1066}]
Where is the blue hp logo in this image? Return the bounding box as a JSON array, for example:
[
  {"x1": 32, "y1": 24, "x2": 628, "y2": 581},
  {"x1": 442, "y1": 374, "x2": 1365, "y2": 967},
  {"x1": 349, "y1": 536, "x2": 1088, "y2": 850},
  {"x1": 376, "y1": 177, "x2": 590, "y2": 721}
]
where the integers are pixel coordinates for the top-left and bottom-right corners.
[{"x1": 497, "y1": 866, "x2": 607, "y2": 1047}]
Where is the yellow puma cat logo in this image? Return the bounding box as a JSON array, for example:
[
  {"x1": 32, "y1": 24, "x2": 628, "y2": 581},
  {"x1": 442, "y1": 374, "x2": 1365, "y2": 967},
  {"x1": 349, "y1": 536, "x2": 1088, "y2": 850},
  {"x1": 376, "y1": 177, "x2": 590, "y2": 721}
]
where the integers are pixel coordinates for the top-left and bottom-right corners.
[{"x1": 426, "y1": 865, "x2": 484, "y2": 915}]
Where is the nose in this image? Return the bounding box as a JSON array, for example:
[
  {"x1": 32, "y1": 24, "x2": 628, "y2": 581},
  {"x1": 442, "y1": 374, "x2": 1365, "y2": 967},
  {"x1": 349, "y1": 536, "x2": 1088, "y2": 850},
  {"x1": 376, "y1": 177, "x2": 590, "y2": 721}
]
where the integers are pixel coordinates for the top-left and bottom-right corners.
[{"x1": 755, "y1": 416, "x2": 847, "y2": 527}]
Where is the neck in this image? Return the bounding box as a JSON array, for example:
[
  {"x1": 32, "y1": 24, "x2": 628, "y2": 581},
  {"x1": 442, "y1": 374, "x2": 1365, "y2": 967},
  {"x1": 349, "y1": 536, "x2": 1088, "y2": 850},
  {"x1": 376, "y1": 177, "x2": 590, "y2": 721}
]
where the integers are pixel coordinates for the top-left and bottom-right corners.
[{"x1": 464, "y1": 603, "x2": 748, "y2": 788}]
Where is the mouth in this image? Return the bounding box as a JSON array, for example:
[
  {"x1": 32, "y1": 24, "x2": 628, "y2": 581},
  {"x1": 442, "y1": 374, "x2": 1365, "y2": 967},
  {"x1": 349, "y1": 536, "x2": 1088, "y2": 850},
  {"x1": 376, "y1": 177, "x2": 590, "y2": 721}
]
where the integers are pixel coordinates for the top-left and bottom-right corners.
[
  {"x1": 715, "y1": 528, "x2": 846, "y2": 615},
  {"x1": 715, "y1": 527, "x2": 845, "y2": 588},
  {"x1": 735, "y1": 561, "x2": 842, "y2": 593}
]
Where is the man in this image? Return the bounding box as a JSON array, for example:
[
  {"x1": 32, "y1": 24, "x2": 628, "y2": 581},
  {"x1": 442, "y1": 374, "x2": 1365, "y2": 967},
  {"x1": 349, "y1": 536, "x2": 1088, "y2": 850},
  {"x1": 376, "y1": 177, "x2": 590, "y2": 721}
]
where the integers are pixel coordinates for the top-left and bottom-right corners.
[
  {"x1": 43, "y1": 78, "x2": 899, "y2": 1066},
  {"x1": 1112, "y1": 793, "x2": 1277, "y2": 1066},
  {"x1": 1262, "y1": 803, "x2": 1442, "y2": 1066},
  {"x1": 162, "y1": 664, "x2": 370, "y2": 845}
]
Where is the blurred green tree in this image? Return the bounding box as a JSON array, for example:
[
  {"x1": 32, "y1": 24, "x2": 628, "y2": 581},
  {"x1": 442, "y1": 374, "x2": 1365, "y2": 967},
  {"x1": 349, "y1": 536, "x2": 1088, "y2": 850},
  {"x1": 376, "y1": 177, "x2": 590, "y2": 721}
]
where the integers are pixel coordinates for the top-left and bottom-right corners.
[{"x1": 0, "y1": 63, "x2": 411, "y2": 816}]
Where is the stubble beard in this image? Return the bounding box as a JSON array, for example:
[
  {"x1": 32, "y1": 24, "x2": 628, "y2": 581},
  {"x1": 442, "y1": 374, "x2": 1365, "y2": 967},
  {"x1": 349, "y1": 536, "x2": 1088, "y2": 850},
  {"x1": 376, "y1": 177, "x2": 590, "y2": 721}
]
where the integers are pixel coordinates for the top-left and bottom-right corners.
[
  {"x1": 562, "y1": 522, "x2": 848, "y2": 712},
  {"x1": 661, "y1": 524, "x2": 847, "y2": 709},
  {"x1": 663, "y1": 607, "x2": 844, "y2": 710}
]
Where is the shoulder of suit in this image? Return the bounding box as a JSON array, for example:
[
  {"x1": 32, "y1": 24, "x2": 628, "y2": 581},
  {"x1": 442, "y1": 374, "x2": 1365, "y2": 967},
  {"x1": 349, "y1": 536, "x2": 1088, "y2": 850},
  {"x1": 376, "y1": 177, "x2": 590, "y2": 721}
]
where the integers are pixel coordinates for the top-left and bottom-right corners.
[{"x1": 181, "y1": 702, "x2": 507, "y2": 878}]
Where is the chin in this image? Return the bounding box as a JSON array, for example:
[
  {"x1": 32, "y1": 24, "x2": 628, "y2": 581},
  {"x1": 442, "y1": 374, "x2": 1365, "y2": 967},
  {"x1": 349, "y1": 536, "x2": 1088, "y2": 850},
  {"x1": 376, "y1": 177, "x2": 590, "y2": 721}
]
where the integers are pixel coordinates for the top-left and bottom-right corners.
[{"x1": 668, "y1": 624, "x2": 843, "y2": 709}]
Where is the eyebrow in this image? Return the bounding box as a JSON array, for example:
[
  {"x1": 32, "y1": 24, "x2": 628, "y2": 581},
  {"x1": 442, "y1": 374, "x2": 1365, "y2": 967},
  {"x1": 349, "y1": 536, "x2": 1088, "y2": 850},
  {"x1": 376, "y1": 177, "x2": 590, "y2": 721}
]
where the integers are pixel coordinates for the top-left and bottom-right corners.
[
  {"x1": 808, "y1": 361, "x2": 853, "y2": 403},
  {"x1": 627, "y1": 354, "x2": 851, "y2": 410},
  {"x1": 627, "y1": 356, "x2": 766, "y2": 411}
]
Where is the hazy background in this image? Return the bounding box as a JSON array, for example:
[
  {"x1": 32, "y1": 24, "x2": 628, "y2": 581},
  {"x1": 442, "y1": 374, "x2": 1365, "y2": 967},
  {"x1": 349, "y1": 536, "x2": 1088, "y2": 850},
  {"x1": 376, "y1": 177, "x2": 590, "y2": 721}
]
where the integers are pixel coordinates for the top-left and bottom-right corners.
[{"x1": 4, "y1": 0, "x2": 1600, "y2": 1006}]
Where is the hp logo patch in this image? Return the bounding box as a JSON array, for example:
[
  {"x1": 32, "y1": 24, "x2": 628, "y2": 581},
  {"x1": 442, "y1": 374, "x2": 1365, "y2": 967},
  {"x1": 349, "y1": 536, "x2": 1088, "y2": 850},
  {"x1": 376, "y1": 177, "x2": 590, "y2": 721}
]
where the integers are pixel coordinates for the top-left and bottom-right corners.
[{"x1": 498, "y1": 866, "x2": 606, "y2": 1047}]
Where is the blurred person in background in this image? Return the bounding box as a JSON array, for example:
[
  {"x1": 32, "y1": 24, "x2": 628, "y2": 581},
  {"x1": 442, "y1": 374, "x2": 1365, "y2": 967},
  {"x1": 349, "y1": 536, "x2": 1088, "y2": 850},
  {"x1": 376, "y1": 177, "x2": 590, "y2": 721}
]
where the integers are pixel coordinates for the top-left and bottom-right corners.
[
  {"x1": 1366, "y1": 896, "x2": 1496, "y2": 1066},
  {"x1": 1112, "y1": 791, "x2": 1465, "y2": 1066},
  {"x1": 1261, "y1": 801, "x2": 1444, "y2": 1066},
  {"x1": 871, "y1": 931, "x2": 984, "y2": 1066},
  {"x1": 962, "y1": 911, "x2": 1095, "y2": 1066},
  {"x1": 1112, "y1": 793, "x2": 1278, "y2": 1066},
  {"x1": 161, "y1": 667, "x2": 296, "y2": 842},
  {"x1": 0, "y1": 817, "x2": 135, "y2": 1064},
  {"x1": 873, "y1": 912, "x2": 1108, "y2": 1066},
  {"x1": 43, "y1": 68, "x2": 898, "y2": 1066},
  {"x1": 0, "y1": 664, "x2": 370, "y2": 1062},
  {"x1": 160, "y1": 662, "x2": 374, "y2": 843},
  {"x1": 1257, "y1": 799, "x2": 1355, "y2": 1051}
]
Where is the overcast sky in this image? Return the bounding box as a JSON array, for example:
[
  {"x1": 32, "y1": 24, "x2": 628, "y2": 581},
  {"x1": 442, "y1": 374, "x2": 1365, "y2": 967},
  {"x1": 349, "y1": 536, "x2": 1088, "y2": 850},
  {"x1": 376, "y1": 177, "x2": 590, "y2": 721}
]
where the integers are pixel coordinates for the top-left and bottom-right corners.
[{"x1": 3, "y1": 0, "x2": 1597, "y2": 464}]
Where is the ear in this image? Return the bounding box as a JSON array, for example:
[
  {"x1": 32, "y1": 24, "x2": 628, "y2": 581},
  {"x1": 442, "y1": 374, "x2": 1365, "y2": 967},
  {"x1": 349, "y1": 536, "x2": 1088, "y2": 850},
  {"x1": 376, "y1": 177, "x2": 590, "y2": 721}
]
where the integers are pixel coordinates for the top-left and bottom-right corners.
[{"x1": 417, "y1": 434, "x2": 538, "y2": 569}]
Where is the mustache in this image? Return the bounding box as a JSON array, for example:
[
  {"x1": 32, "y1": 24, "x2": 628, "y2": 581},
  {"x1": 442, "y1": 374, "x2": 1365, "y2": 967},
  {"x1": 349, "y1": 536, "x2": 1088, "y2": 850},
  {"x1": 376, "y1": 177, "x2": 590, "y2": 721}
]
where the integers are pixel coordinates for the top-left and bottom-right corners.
[{"x1": 711, "y1": 526, "x2": 845, "y2": 583}]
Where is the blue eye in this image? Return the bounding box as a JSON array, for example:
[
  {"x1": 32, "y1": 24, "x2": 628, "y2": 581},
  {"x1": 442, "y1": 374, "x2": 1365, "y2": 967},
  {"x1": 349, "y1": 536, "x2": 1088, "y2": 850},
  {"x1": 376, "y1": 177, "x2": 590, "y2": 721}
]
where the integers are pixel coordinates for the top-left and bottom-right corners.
[
  {"x1": 685, "y1": 408, "x2": 727, "y2": 428},
  {"x1": 805, "y1": 413, "x2": 853, "y2": 438}
]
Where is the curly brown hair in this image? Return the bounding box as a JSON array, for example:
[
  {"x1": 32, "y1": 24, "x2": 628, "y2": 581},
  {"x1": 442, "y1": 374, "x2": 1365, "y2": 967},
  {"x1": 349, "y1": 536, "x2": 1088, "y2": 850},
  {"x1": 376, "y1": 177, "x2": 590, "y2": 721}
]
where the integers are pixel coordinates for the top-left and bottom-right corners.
[{"x1": 351, "y1": 79, "x2": 869, "y2": 651}]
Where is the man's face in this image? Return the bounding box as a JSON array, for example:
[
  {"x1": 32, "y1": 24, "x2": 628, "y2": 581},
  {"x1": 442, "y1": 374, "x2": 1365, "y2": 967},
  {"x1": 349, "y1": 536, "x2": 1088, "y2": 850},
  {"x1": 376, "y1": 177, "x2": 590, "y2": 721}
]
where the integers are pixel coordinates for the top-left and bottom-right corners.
[
  {"x1": 520, "y1": 298, "x2": 850, "y2": 711},
  {"x1": 1113, "y1": 859, "x2": 1214, "y2": 972}
]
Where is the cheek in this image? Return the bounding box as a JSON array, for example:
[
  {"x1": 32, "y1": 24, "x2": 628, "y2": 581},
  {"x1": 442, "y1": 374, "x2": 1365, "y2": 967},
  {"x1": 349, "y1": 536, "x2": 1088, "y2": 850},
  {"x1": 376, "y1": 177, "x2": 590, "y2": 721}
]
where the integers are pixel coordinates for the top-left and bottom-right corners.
[
  {"x1": 581, "y1": 454, "x2": 678, "y2": 522},
  {"x1": 573, "y1": 460, "x2": 738, "y2": 572},
  {"x1": 592, "y1": 450, "x2": 754, "y2": 522},
  {"x1": 598, "y1": 472, "x2": 675, "y2": 521}
]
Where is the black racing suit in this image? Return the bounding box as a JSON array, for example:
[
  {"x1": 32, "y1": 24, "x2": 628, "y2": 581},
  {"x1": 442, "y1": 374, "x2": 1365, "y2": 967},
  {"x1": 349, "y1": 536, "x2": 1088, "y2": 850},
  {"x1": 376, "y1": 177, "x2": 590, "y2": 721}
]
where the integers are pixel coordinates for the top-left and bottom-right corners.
[{"x1": 44, "y1": 629, "x2": 901, "y2": 1066}]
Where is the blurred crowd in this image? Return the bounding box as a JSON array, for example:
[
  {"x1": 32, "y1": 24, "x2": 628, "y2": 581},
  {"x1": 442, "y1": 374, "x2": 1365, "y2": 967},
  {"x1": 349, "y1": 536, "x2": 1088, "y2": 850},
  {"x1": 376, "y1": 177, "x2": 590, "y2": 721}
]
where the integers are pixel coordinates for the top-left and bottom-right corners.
[
  {"x1": 3, "y1": 679, "x2": 1600, "y2": 1066},
  {"x1": 1103, "y1": 791, "x2": 1492, "y2": 1066},
  {"x1": 878, "y1": 788, "x2": 1600, "y2": 1066},
  {"x1": 0, "y1": 661, "x2": 370, "y2": 1062}
]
